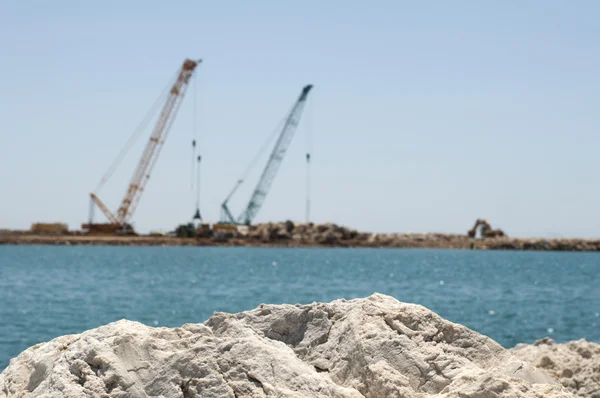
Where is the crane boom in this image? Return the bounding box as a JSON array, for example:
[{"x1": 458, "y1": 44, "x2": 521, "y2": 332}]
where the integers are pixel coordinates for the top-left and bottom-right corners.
[
  {"x1": 237, "y1": 84, "x2": 313, "y2": 225},
  {"x1": 116, "y1": 58, "x2": 200, "y2": 223},
  {"x1": 88, "y1": 58, "x2": 200, "y2": 230}
]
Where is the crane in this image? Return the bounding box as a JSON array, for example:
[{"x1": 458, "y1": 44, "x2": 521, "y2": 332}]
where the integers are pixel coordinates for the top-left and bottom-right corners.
[
  {"x1": 84, "y1": 58, "x2": 201, "y2": 234},
  {"x1": 220, "y1": 84, "x2": 313, "y2": 226}
]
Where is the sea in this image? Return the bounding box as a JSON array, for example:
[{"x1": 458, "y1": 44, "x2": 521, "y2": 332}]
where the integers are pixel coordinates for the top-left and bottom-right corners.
[{"x1": 1, "y1": 246, "x2": 599, "y2": 371}]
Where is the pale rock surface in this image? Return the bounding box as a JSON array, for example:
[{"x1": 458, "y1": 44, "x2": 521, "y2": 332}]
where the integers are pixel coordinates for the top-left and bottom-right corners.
[
  {"x1": 1, "y1": 294, "x2": 575, "y2": 397},
  {"x1": 512, "y1": 337, "x2": 600, "y2": 398}
]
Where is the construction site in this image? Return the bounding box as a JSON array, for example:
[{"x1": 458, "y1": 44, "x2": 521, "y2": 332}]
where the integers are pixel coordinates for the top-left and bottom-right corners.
[
  {"x1": 1, "y1": 57, "x2": 596, "y2": 251},
  {"x1": 80, "y1": 58, "x2": 315, "y2": 239}
]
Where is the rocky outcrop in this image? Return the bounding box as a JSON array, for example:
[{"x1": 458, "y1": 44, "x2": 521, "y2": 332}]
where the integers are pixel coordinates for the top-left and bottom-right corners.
[
  {"x1": 0, "y1": 294, "x2": 575, "y2": 397},
  {"x1": 512, "y1": 337, "x2": 600, "y2": 398}
]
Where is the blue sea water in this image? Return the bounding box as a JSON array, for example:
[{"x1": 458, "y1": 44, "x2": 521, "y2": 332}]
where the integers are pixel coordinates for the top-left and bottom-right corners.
[{"x1": 1, "y1": 246, "x2": 599, "y2": 371}]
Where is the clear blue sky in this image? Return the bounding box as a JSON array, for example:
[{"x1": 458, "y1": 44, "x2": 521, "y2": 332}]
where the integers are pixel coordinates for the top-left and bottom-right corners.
[{"x1": 1, "y1": 1, "x2": 599, "y2": 237}]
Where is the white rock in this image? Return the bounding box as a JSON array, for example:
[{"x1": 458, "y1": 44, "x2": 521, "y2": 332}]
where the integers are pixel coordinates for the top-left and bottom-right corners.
[
  {"x1": 1, "y1": 294, "x2": 575, "y2": 397},
  {"x1": 512, "y1": 337, "x2": 600, "y2": 397}
]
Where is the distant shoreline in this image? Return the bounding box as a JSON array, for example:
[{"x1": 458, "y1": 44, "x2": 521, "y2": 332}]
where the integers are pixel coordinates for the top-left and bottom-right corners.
[{"x1": 2, "y1": 233, "x2": 600, "y2": 251}]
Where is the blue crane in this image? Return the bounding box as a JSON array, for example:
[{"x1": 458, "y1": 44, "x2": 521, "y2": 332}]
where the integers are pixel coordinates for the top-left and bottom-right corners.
[{"x1": 220, "y1": 84, "x2": 313, "y2": 225}]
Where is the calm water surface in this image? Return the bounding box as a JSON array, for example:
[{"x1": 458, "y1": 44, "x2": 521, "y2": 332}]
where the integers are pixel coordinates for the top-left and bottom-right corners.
[{"x1": 1, "y1": 246, "x2": 599, "y2": 371}]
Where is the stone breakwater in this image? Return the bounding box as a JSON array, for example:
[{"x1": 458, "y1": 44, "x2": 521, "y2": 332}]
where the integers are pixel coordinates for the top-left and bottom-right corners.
[
  {"x1": 2, "y1": 294, "x2": 598, "y2": 397},
  {"x1": 3, "y1": 222, "x2": 600, "y2": 251},
  {"x1": 233, "y1": 222, "x2": 600, "y2": 251}
]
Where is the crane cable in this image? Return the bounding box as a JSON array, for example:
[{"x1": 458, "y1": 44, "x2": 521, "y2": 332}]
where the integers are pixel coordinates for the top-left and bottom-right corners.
[
  {"x1": 234, "y1": 114, "x2": 288, "y2": 189},
  {"x1": 195, "y1": 155, "x2": 201, "y2": 215},
  {"x1": 192, "y1": 71, "x2": 202, "y2": 220},
  {"x1": 191, "y1": 72, "x2": 197, "y2": 193},
  {"x1": 94, "y1": 70, "x2": 179, "y2": 193},
  {"x1": 305, "y1": 92, "x2": 313, "y2": 223}
]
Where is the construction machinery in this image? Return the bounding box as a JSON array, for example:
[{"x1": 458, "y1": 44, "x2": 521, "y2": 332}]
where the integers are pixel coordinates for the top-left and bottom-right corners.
[
  {"x1": 218, "y1": 84, "x2": 313, "y2": 227},
  {"x1": 83, "y1": 58, "x2": 201, "y2": 234},
  {"x1": 467, "y1": 219, "x2": 506, "y2": 239},
  {"x1": 31, "y1": 223, "x2": 69, "y2": 235}
]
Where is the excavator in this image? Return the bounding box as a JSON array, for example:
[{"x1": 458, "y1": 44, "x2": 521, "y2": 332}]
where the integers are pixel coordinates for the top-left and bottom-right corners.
[{"x1": 467, "y1": 219, "x2": 505, "y2": 239}]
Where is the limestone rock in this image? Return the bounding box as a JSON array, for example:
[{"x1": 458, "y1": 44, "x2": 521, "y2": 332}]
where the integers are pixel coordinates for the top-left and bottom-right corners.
[
  {"x1": 512, "y1": 337, "x2": 600, "y2": 397},
  {"x1": 1, "y1": 294, "x2": 575, "y2": 397}
]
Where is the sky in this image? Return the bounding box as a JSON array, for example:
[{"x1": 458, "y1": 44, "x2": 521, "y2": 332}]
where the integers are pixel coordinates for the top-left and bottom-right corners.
[{"x1": 1, "y1": 1, "x2": 599, "y2": 237}]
